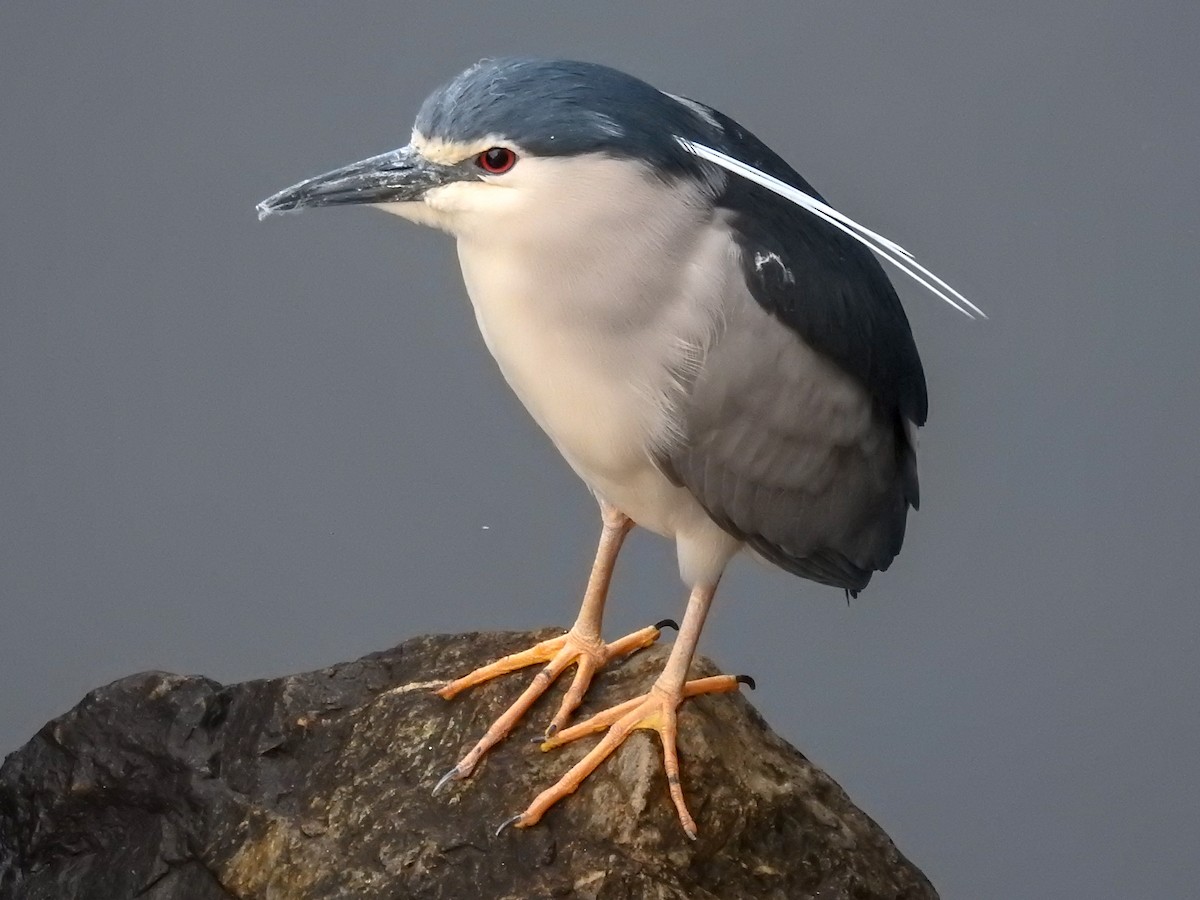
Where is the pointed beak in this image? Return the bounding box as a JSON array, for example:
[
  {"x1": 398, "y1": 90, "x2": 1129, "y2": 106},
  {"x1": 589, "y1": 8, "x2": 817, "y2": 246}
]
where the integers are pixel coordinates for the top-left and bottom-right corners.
[{"x1": 256, "y1": 145, "x2": 448, "y2": 220}]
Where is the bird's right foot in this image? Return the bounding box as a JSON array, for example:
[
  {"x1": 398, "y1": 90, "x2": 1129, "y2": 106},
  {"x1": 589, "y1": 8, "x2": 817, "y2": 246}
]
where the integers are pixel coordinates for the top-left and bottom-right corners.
[
  {"x1": 508, "y1": 673, "x2": 749, "y2": 838},
  {"x1": 433, "y1": 620, "x2": 675, "y2": 791}
]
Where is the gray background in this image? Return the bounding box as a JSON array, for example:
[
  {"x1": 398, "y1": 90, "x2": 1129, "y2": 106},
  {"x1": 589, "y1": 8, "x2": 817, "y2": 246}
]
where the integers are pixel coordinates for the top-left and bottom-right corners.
[{"x1": 2, "y1": 3, "x2": 1196, "y2": 897}]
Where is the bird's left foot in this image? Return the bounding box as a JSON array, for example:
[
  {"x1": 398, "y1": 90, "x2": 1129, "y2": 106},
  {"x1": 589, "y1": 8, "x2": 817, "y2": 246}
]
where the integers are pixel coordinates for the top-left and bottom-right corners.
[
  {"x1": 502, "y1": 673, "x2": 749, "y2": 839},
  {"x1": 433, "y1": 621, "x2": 674, "y2": 792}
]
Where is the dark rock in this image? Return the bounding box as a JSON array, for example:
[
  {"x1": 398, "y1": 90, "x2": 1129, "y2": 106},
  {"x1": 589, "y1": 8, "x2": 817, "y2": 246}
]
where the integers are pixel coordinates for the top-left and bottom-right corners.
[{"x1": 0, "y1": 630, "x2": 938, "y2": 899}]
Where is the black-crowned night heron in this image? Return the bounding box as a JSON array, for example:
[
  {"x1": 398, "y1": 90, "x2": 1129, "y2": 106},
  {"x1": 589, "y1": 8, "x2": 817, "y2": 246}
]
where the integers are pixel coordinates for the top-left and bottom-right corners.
[{"x1": 258, "y1": 57, "x2": 981, "y2": 839}]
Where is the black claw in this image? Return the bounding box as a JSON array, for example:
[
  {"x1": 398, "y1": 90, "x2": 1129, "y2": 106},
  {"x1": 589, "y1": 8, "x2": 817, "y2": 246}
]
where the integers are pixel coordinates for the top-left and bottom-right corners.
[
  {"x1": 736, "y1": 674, "x2": 757, "y2": 691},
  {"x1": 544, "y1": 722, "x2": 559, "y2": 739},
  {"x1": 495, "y1": 813, "x2": 523, "y2": 837},
  {"x1": 654, "y1": 618, "x2": 679, "y2": 632},
  {"x1": 432, "y1": 765, "x2": 461, "y2": 796}
]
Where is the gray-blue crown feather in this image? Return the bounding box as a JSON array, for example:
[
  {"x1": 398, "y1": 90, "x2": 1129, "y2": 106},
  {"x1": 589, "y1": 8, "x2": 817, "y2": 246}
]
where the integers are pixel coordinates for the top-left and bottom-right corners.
[{"x1": 415, "y1": 57, "x2": 715, "y2": 175}]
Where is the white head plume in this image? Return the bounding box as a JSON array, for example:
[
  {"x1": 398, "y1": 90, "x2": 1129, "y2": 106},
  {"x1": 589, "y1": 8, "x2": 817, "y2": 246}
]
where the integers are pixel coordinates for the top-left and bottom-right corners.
[{"x1": 676, "y1": 137, "x2": 986, "y2": 319}]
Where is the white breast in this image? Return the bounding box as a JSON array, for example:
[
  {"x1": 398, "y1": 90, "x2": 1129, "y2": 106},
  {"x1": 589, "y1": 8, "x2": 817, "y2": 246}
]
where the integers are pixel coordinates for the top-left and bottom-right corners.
[
  {"x1": 391, "y1": 153, "x2": 745, "y2": 584},
  {"x1": 456, "y1": 230, "x2": 681, "y2": 526}
]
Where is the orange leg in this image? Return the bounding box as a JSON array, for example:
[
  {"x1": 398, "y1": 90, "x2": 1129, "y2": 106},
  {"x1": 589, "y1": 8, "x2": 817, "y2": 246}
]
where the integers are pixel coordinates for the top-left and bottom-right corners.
[
  {"x1": 434, "y1": 502, "x2": 674, "y2": 792},
  {"x1": 502, "y1": 581, "x2": 750, "y2": 839}
]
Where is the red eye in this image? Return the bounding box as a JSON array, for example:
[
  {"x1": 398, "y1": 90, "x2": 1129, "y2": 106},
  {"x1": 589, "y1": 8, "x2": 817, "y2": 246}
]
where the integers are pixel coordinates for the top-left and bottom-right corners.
[{"x1": 476, "y1": 147, "x2": 517, "y2": 174}]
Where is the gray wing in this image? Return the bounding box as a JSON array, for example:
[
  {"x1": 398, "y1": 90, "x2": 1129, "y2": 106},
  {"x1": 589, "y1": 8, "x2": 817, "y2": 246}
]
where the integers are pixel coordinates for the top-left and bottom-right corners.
[{"x1": 657, "y1": 282, "x2": 919, "y2": 594}]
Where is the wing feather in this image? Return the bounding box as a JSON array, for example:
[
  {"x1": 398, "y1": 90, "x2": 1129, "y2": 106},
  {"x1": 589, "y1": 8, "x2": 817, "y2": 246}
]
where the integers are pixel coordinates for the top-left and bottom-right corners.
[
  {"x1": 652, "y1": 100, "x2": 928, "y2": 593},
  {"x1": 656, "y1": 230, "x2": 921, "y2": 592}
]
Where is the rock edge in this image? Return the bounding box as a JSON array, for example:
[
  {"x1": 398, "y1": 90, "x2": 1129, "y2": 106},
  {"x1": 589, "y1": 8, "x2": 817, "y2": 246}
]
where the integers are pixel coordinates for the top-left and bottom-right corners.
[{"x1": 0, "y1": 630, "x2": 938, "y2": 899}]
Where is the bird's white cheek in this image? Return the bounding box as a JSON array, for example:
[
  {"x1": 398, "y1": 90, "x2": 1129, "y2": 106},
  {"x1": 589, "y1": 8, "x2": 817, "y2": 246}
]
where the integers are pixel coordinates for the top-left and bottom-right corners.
[
  {"x1": 423, "y1": 182, "x2": 477, "y2": 214},
  {"x1": 373, "y1": 184, "x2": 514, "y2": 234},
  {"x1": 418, "y1": 183, "x2": 520, "y2": 234},
  {"x1": 374, "y1": 200, "x2": 453, "y2": 231}
]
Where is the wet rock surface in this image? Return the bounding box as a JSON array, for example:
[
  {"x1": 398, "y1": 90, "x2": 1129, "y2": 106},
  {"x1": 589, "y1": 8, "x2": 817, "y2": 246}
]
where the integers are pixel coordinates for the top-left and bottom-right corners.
[{"x1": 0, "y1": 630, "x2": 937, "y2": 899}]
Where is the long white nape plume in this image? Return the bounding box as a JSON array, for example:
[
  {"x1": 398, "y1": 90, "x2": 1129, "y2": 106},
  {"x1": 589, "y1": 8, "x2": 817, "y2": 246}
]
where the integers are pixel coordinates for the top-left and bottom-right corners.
[{"x1": 676, "y1": 137, "x2": 986, "y2": 319}]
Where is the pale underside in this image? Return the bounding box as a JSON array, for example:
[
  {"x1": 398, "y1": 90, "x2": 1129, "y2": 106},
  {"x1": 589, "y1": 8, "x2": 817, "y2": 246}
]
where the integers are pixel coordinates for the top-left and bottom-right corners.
[{"x1": 381, "y1": 150, "x2": 907, "y2": 588}]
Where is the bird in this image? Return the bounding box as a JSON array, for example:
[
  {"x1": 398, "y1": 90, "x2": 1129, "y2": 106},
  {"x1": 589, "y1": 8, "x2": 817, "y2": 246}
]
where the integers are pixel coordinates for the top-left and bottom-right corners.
[{"x1": 257, "y1": 57, "x2": 982, "y2": 839}]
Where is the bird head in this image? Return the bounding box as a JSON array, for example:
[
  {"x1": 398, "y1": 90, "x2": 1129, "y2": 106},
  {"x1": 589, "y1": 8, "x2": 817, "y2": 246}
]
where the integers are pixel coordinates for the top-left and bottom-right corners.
[
  {"x1": 256, "y1": 57, "x2": 720, "y2": 242},
  {"x1": 258, "y1": 56, "x2": 982, "y2": 319}
]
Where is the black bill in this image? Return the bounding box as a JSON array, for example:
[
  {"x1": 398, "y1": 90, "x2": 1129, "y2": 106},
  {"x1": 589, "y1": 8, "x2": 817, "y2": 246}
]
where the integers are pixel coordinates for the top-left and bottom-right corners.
[{"x1": 256, "y1": 145, "x2": 450, "y2": 219}]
